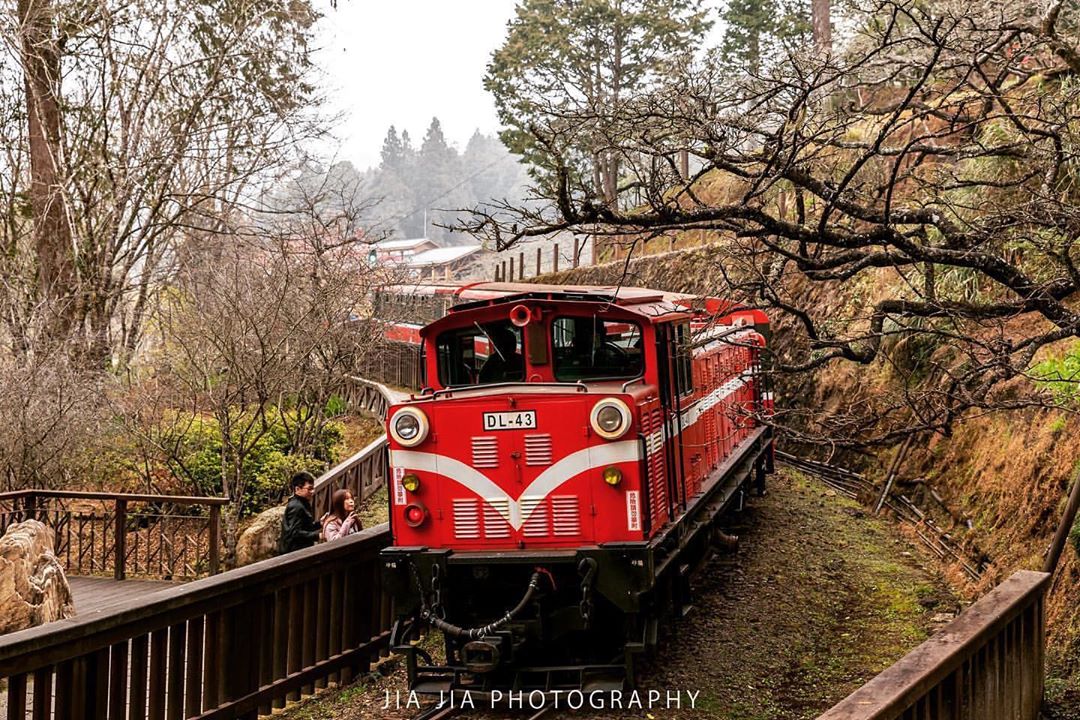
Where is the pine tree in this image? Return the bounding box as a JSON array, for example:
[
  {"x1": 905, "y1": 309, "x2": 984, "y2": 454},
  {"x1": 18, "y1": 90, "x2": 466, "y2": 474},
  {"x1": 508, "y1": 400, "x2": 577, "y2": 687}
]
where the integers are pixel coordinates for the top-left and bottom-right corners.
[
  {"x1": 812, "y1": 0, "x2": 830, "y2": 55},
  {"x1": 485, "y1": 0, "x2": 710, "y2": 205},
  {"x1": 721, "y1": 0, "x2": 772, "y2": 75},
  {"x1": 380, "y1": 126, "x2": 405, "y2": 172},
  {"x1": 463, "y1": 130, "x2": 527, "y2": 206},
  {"x1": 721, "y1": 0, "x2": 810, "y2": 75},
  {"x1": 417, "y1": 117, "x2": 466, "y2": 243}
]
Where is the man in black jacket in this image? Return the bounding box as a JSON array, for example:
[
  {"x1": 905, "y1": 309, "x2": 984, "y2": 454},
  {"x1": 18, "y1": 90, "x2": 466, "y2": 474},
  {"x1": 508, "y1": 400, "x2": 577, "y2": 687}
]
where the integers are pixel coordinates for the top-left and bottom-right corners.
[{"x1": 281, "y1": 471, "x2": 322, "y2": 553}]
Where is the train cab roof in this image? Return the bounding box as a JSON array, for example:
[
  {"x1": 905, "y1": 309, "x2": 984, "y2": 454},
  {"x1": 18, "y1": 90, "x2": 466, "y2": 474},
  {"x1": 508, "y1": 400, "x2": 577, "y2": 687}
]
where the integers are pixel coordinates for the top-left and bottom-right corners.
[
  {"x1": 377, "y1": 280, "x2": 767, "y2": 337},
  {"x1": 447, "y1": 282, "x2": 717, "y2": 323},
  {"x1": 378, "y1": 281, "x2": 691, "y2": 311}
]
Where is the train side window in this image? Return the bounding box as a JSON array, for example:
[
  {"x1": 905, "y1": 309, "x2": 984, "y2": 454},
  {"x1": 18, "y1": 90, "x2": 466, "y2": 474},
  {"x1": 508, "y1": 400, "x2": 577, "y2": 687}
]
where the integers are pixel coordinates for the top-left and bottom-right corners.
[{"x1": 675, "y1": 323, "x2": 693, "y2": 396}]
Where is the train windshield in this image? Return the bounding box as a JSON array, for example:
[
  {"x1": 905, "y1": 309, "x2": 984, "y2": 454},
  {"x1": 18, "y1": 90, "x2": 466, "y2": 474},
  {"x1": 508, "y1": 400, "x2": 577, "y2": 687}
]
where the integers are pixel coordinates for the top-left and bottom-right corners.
[
  {"x1": 552, "y1": 316, "x2": 643, "y2": 381},
  {"x1": 436, "y1": 320, "x2": 524, "y2": 386}
]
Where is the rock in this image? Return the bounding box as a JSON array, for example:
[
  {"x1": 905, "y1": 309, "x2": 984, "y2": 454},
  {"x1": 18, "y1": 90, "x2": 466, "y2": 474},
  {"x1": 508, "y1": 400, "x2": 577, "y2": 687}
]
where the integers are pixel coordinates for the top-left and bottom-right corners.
[
  {"x1": 236, "y1": 505, "x2": 286, "y2": 567},
  {"x1": 0, "y1": 520, "x2": 75, "y2": 634}
]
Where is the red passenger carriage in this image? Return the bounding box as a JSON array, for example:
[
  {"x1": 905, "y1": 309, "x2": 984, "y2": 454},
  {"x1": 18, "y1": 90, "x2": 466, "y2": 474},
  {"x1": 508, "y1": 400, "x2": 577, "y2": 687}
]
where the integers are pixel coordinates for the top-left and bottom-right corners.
[{"x1": 379, "y1": 282, "x2": 774, "y2": 693}]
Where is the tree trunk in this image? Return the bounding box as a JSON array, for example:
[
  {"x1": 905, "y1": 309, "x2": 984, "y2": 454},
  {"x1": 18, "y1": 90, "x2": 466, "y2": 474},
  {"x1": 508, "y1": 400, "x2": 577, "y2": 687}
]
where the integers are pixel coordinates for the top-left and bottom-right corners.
[
  {"x1": 222, "y1": 504, "x2": 240, "y2": 570},
  {"x1": 749, "y1": 28, "x2": 761, "y2": 76},
  {"x1": 812, "y1": 0, "x2": 832, "y2": 56},
  {"x1": 602, "y1": 154, "x2": 618, "y2": 207},
  {"x1": 18, "y1": 0, "x2": 76, "y2": 323}
]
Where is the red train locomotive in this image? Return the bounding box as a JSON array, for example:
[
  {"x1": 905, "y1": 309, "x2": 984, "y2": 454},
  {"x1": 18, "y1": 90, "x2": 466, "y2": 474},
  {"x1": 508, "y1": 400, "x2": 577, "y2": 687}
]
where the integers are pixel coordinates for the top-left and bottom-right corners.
[{"x1": 380, "y1": 282, "x2": 774, "y2": 693}]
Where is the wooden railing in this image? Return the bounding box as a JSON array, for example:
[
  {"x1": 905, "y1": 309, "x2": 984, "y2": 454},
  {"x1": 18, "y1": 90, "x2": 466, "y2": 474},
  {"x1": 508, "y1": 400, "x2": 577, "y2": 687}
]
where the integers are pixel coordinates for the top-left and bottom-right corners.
[
  {"x1": 0, "y1": 524, "x2": 393, "y2": 719},
  {"x1": 313, "y1": 376, "x2": 402, "y2": 518},
  {"x1": 0, "y1": 376, "x2": 398, "y2": 582},
  {"x1": 312, "y1": 436, "x2": 387, "y2": 519},
  {"x1": 359, "y1": 340, "x2": 422, "y2": 391},
  {"x1": 818, "y1": 570, "x2": 1050, "y2": 720},
  {"x1": 341, "y1": 374, "x2": 402, "y2": 421},
  {"x1": 0, "y1": 491, "x2": 227, "y2": 580}
]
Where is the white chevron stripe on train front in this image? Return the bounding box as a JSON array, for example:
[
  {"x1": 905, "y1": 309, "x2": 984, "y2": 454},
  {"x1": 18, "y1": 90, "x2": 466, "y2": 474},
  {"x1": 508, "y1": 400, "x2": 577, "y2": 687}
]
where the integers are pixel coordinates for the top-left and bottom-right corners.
[
  {"x1": 391, "y1": 373, "x2": 754, "y2": 529},
  {"x1": 391, "y1": 440, "x2": 640, "y2": 530}
]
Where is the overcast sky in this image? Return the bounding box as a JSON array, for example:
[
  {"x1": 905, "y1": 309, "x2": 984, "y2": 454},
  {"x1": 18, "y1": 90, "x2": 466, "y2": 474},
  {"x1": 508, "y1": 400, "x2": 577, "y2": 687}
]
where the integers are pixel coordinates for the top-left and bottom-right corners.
[
  {"x1": 312, "y1": 1, "x2": 726, "y2": 171},
  {"x1": 312, "y1": 1, "x2": 521, "y2": 170}
]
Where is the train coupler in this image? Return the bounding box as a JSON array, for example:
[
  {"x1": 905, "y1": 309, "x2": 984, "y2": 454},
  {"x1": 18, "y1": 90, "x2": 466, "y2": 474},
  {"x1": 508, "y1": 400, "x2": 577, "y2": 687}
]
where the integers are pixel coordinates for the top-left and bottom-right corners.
[{"x1": 461, "y1": 637, "x2": 502, "y2": 673}]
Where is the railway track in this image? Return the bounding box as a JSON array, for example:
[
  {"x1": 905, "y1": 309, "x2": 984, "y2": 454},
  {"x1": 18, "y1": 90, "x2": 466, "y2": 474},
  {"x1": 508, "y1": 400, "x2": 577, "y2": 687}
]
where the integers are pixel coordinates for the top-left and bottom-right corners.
[{"x1": 776, "y1": 450, "x2": 988, "y2": 581}]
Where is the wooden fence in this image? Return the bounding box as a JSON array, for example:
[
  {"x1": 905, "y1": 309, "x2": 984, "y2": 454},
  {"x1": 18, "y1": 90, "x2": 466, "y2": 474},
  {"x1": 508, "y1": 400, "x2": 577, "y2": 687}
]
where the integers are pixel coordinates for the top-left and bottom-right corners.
[
  {"x1": 359, "y1": 341, "x2": 422, "y2": 391},
  {"x1": 0, "y1": 491, "x2": 226, "y2": 580},
  {"x1": 312, "y1": 376, "x2": 401, "y2": 518},
  {"x1": 818, "y1": 570, "x2": 1050, "y2": 720},
  {"x1": 0, "y1": 525, "x2": 393, "y2": 719},
  {"x1": 0, "y1": 376, "x2": 398, "y2": 582},
  {"x1": 341, "y1": 374, "x2": 400, "y2": 421}
]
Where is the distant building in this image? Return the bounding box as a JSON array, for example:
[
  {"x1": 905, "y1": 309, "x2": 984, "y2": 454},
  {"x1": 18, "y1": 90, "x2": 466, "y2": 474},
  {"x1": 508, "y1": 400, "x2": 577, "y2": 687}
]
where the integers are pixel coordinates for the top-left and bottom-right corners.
[
  {"x1": 373, "y1": 238, "x2": 483, "y2": 279},
  {"x1": 407, "y1": 245, "x2": 484, "y2": 279},
  {"x1": 373, "y1": 237, "x2": 439, "y2": 263}
]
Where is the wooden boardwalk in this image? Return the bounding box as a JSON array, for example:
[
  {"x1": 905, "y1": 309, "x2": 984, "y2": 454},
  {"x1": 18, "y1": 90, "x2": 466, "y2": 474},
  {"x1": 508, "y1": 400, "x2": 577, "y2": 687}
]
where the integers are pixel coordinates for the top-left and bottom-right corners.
[{"x1": 68, "y1": 575, "x2": 179, "y2": 617}]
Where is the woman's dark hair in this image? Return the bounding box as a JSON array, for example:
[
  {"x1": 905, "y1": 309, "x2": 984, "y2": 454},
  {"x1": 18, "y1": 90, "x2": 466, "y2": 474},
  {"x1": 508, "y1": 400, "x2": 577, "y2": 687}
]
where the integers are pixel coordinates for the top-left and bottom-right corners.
[
  {"x1": 329, "y1": 489, "x2": 353, "y2": 521},
  {"x1": 290, "y1": 471, "x2": 316, "y2": 491}
]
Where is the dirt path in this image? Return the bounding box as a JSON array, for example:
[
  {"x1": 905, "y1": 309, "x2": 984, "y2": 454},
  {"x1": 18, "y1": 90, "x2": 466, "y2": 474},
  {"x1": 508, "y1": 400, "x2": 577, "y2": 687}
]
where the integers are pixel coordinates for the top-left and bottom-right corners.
[{"x1": 280, "y1": 469, "x2": 957, "y2": 720}]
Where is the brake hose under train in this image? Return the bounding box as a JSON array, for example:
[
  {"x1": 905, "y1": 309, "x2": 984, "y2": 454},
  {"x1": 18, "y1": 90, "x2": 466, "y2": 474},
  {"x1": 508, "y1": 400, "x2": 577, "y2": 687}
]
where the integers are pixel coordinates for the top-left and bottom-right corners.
[{"x1": 420, "y1": 570, "x2": 543, "y2": 640}]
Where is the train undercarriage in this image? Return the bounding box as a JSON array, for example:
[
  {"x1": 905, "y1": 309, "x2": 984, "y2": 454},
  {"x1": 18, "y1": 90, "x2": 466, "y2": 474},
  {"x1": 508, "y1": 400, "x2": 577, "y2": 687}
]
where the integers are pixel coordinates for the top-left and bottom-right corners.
[{"x1": 381, "y1": 427, "x2": 774, "y2": 695}]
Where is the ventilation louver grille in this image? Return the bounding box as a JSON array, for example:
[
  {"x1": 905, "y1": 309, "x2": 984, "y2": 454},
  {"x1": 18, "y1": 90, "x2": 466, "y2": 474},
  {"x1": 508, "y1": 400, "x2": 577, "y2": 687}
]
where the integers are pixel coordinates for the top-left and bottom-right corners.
[
  {"x1": 452, "y1": 498, "x2": 480, "y2": 539},
  {"x1": 471, "y1": 436, "x2": 499, "y2": 468},
  {"x1": 483, "y1": 498, "x2": 511, "y2": 538},
  {"x1": 520, "y1": 496, "x2": 549, "y2": 537},
  {"x1": 551, "y1": 495, "x2": 580, "y2": 536},
  {"x1": 524, "y1": 434, "x2": 553, "y2": 466}
]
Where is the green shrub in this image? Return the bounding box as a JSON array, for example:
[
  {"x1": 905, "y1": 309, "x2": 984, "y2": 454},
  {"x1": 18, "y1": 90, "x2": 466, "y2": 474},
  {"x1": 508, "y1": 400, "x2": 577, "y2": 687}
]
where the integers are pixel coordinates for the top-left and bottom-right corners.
[
  {"x1": 324, "y1": 394, "x2": 347, "y2": 417},
  {"x1": 1034, "y1": 344, "x2": 1080, "y2": 403},
  {"x1": 1069, "y1": 515, "x2": 1080, "y2": 557},
  {"x1": 164, "y1": 410, "x2": 344, "y2": 516}
]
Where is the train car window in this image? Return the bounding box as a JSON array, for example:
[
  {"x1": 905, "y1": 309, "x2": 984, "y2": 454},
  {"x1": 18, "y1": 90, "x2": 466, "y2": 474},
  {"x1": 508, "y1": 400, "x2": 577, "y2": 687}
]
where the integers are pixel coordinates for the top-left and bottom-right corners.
[
  {"x1": 674, "y1": 323, "x2": 693, "y2": 396},
  {"x1": 436, "y1": 321, "x2": 524, "y2": 386},
  {"x1": 551, "y1": 316, "x2": 643, "y2": 381}
]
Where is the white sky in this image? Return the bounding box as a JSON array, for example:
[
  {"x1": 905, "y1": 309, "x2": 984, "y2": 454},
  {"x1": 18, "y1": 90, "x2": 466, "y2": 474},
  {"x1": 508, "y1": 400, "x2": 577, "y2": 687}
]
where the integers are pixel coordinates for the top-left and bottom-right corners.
[
  {"x1": 312, "y1": 1, "x2": 726, "y2": 171},
  {"x1": 312, "y1": 1, "x2": 521, "y2": 170}
]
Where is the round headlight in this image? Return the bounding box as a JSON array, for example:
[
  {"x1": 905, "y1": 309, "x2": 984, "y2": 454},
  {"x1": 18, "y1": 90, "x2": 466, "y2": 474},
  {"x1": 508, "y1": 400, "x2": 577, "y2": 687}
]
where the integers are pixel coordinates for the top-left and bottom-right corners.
[
  {"x1": 396, "y1": 414, "x2": 420, "y2": 440},
  {"x1": 589, "y1": 398, "x2": 631, "y2": 440},
  {"x1": 390, "y1": 407, "x2": 429, "y2": 447},
  {"x1": 597, "y1": 406, "x2": 624, "y2": 434},
  {"x1": 603, "y1": 466, "x2": 623, "y2": 486},
  {"x1": 402, "y1": 474, "x2": 421, "y2": 493}
]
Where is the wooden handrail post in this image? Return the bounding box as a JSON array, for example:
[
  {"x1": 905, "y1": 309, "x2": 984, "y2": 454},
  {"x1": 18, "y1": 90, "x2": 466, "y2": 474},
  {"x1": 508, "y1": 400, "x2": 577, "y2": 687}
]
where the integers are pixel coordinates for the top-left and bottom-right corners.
[
  {"x1": 24, "y1": 493, "x2": 37, "y2": 522},
  {"x1": 573, "y1": 237, "x2": 580, "y2": 268},
  {"x1": 114, "y1": 500, "x2": 127, "y2": 581},
  {"x1": 209, "y1": 506, "x2": 221, "y2": 575},
  {"x1": 553, "y1": 244, "x2": 559, "y2": 273},
  {"x1": 535, "y1": 247, "x2": 541, "y2": 276},
  {"x1": 518, "y1": 251, "x2": 524, "y2": 279}
]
